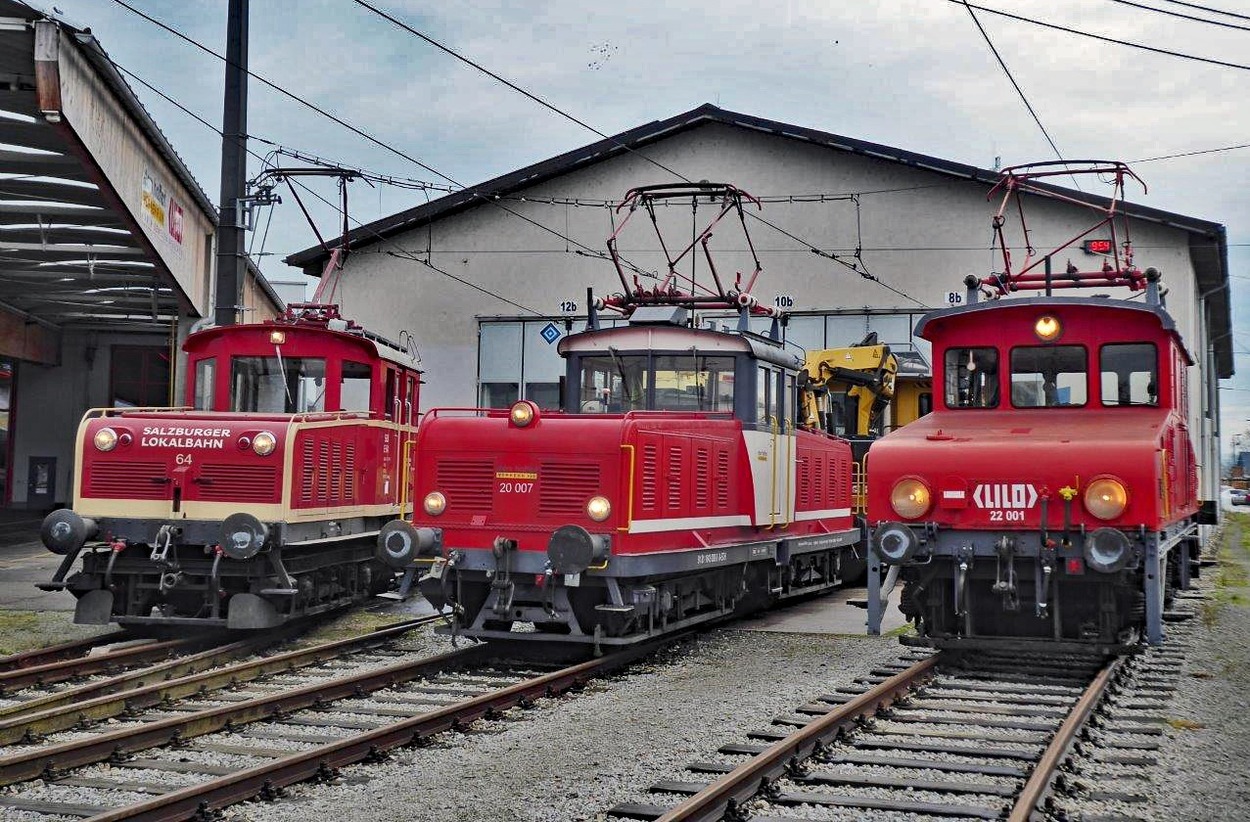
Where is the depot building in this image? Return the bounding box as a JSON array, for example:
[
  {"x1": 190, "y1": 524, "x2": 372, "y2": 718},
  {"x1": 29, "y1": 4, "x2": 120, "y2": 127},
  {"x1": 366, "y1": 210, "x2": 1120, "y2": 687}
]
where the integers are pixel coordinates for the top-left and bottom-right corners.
[
  {"x1": 285, "y1": 103, "x2": 1233, "y2": 512},
  {"x1": 0, "y1": 2, "x2": 284, "y2": 511}
]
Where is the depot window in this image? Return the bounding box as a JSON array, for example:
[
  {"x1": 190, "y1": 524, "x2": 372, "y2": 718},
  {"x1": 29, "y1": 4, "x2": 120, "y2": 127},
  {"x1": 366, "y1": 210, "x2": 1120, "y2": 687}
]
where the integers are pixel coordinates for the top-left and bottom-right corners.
[
  {"x1": 944, "y1": 347, "x2": 999, "y2": 408},
  {"x1": 1100, "y1": 343, "x2": 1158, "y2": 406},
  {"x1": 1010, "y1": 346, "x2": 1088, "y2": 408},
  {"x1": 231, "y1": 356, "x2": 326, "y2": 413}
]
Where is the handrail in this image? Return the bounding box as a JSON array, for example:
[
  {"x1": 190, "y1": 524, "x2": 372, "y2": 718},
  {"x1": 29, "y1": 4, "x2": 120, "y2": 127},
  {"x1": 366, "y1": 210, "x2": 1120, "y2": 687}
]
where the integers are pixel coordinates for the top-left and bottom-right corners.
[{"x1": 618, "y1": 444, "x2": 636, "y2": 534}]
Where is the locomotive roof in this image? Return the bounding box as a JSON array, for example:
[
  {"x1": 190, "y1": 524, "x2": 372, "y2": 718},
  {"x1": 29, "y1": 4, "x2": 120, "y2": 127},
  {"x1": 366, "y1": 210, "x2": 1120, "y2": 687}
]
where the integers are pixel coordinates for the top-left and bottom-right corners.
[
  {"x1": 558, "y1": 323, "x2": 803, "y2": 370},
  {"x1": 186, "y1": 322, "x2": 422, "y2": 370},
  {"x1": 913, "y1": 296, "x2": 1194, "y2": 365}
]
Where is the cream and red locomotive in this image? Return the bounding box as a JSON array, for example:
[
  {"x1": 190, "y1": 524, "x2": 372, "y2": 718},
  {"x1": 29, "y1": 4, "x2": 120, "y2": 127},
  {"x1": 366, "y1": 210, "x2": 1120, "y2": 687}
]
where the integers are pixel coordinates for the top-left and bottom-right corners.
[
  {"x1": 866, "y1": 162, "x2": 1202, "y2": 649},
  {"x1": 413, "y1": 184, "x2": 861, "y2": 648},
  {"x1": 39, "y1": 304, "x2": 422, "y2": 629}
]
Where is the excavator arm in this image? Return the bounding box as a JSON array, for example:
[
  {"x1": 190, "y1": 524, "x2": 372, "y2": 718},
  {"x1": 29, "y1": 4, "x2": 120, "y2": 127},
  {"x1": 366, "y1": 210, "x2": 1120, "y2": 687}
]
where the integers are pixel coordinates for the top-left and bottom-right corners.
[{"x1": 799, "y1": 333, "x2": 898, "y2": 438}]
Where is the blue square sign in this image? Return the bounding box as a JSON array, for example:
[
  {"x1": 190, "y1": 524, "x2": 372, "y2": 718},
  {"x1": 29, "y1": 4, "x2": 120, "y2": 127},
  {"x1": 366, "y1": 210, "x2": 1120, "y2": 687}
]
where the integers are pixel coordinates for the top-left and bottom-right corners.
[{"x1": 540, "y1": 322, "x2": 561, "y2": 344}]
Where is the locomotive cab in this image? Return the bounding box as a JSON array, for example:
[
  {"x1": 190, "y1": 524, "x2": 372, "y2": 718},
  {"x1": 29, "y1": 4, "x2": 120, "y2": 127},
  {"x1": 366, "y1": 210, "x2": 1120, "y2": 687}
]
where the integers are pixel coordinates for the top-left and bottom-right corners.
[{"x1": 40, "y1": 305, "x2": 422, "y2": 630}]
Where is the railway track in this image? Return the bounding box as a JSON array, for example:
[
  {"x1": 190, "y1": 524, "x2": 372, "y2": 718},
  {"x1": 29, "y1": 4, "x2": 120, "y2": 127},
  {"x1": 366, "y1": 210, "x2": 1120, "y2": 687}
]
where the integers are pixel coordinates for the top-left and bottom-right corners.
[
  {"x1": 0, "y1": 629, "x2": 657, "y2": 821},
  {"x1": 609, "y1": 641, "x2": 1180, "y2": 821}
]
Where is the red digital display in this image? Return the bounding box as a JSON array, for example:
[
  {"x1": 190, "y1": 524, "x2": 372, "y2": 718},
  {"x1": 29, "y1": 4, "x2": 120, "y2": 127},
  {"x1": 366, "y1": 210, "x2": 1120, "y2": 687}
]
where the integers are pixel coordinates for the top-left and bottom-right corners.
[{"x1": 1083, "y1": 239, "x2": 1113, "y2": 254}]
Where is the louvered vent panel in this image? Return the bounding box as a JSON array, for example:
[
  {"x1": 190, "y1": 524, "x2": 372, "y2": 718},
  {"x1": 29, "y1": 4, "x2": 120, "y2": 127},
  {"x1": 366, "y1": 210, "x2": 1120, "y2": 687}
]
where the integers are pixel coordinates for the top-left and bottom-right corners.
[
  {"x1": 437, "y1": 459, "x2": 494, "y2": 510},
  {"x1": 317, "y1": 441, "x2": 330, "y2": 501},
  {"x1": 540, "y1": 463, "x2": 600, "y2": 516},
  {"x1": 300, "y1": 438, "x2": 315, "y2": 503},
  {"x1": 87, "y1": 461, "x2": 167, "y2": 499},
  {"x1": 667, "y1": 445, "x2": 683, "y2": 510},
  {"x1": 197, "y1": 464, "x2": 278, "y2": 502},
  {"x1": 344, "y1": 441, "x2": 356, "y2": 502},
  {"x1": 813, "y1": 454, "x2": 825, "y2": 509},
  {"x1": 640, "y1": 444, "x2": 658, "y2": 511},
  {"x1": 716, "y1": 450, "x2": 730, "y2": 510},
  {"x1": 329, "y1": 441, "x2": 344, "y2": 503},
  {"x1": 694, "y1": 448, "x2": 710, "y2": 510},
  {"x1": 797, "y1": 456, "x2": 811, "y2": 509}
]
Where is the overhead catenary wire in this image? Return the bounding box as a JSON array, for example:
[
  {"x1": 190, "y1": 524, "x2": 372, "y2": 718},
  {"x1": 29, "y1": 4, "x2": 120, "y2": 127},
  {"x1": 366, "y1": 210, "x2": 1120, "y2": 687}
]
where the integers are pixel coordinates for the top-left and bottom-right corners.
[
  {"x1": 349, "y1": 0, "x2": 930, "y2": 307},
  {"x1": 111, "y1": 56, "x2": 545, "y2": 316},
  {"x1": 1103, "y1": 0, "x2": 1250, "y2": 30},
  {"x1": 108, "y1": 0, "x2": 656, "y2": 283},
  {"x1": 1157, "y1": 0, "x2": 1250, "y2": 22},
  {"x1": 958, "y1": 1, "x2": 1073, "y2": 178},
  {"x1": 949, "y1": 1, "x2": 1250, "y2": 71}
]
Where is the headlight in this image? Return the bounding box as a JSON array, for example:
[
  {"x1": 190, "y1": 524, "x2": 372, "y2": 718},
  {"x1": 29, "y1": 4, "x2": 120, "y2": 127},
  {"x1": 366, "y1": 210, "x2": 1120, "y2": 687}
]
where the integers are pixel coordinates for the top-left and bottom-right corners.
[
  {"x1": 586, "y1": 495, "x2": 611, "y2": 522},
  {"x1": 1034, "y1": 314, "x2": 1062, "y2": 341},
  {"x1": 93, "y1": 427, "x2": 118, "y2": 452},
  {"x1": 423, "y1": 491, "x2": 447, "y2": 516},
  {"x1": 1084, "y1": 477, "x2": 1127, "y2": 520},
  {"x1": 509, "y1": 400, "x2": 537, "y2": 427},
  {"x1": 251, "y1": 431, "x2": 277, "y2": 456},
  {"x1": 890, "y1": 478, "x2": 931, "y2": 520}
]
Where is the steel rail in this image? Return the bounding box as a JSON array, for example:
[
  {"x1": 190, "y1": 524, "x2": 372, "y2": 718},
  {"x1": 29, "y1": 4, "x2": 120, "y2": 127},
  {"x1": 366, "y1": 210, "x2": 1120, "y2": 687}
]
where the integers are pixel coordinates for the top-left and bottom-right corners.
[
  {"x1": 0, "y1": 637, "x2": 490, "y2": 785},
  {"x1": 0, "y1": 635, "x2": 212, "y2": 692},
  {"x1": 0, "y1": 630, "x2": 131, "y2": 672},
  {"x1": 83, "y1": 641, "x2": 659, "y2": 822},
  {"x1": 653, "y1": 654, "x2": 940, "y2": 822},
  {"x1": 0, "y1": 614, "x2": 442, "y2": 744},
  {"x1": 1006, "y1": 656, "x2": 1123, "y2": 822}
]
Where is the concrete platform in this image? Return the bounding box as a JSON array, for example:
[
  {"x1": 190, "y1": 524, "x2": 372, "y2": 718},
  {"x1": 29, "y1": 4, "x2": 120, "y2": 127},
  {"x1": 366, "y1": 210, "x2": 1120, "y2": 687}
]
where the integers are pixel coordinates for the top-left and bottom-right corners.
[
  {"x1": 739, "y1": 584, "x2": 908, "y2": 635},
  {"x1": 0, "y1": 537, "x2": 74, "y2": 612}
]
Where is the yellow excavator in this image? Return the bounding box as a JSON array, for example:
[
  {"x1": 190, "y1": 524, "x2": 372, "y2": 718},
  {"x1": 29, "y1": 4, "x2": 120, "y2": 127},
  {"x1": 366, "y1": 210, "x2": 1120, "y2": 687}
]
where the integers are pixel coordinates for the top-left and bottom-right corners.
[{"x1": 799, "y1": 333, "x2": 932, "y2": 515}]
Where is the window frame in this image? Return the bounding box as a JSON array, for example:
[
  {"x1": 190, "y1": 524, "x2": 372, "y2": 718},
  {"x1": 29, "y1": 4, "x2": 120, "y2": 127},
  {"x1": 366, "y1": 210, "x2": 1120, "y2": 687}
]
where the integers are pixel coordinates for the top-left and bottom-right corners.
[
  {"x1": 1098, "y1": 342, "x2": 1159, "y2": 408},
  {"x1": 1008, "y1": 344, "x2": 1090, "y2": 409},
  {"x1": 942, "y1": 346, "x2": 1001, "y2": 410}
]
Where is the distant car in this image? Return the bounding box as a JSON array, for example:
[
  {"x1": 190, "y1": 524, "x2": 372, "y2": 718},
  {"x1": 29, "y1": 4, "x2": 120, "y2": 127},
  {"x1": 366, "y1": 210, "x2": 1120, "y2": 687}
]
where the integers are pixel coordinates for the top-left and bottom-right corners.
[{"x1": 1232, "y1": 490, "x2": 1250, "y2": 506}]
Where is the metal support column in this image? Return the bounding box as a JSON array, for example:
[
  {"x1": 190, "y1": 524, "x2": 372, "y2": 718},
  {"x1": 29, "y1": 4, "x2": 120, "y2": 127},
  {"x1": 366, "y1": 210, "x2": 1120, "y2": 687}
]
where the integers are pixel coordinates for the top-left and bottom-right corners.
[
  {"x1": 214, "y1": 0, "x2": 249, "y2": 326},
  {"x1": 866, "y1": 537, "x2": 883, "y2": 636},
  {"x1": 1144, "y1": 537, "x2": 1164, "y2": 645}
]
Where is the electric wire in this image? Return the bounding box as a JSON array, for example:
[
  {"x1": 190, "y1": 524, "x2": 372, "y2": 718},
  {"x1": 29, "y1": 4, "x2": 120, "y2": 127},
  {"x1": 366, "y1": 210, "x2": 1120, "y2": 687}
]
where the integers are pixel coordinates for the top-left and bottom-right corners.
[
  {"x1": 949, "y1": 1, "x2": 1250, "y2": 71},
  {"x1": 959, "y1": 1, "x2": 1071, "y2": 174},
  {"x1": 1130, "y1": 142, "x2": 1250, "y2": 163},
  {"x1": 111, "y1": 56, "x2": 544, "y2": 316},
  {"x1": 1158, "y1": 0, "x2": 1250, "y2": 22},
  {"x1": 1104, "y1": 0, "x2": 1250, "y2": 30},
  {"x1": 348, "y1": 0, "x2": 930, "y2": 307},
  {"x1": 108, "y1": 0, "x2": 655, "y2": 283}
]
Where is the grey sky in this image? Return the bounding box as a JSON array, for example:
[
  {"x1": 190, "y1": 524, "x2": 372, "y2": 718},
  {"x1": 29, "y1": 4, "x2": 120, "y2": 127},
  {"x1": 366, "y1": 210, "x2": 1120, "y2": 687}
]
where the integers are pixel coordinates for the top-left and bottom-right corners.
[{"x1": 44, "y1": 0, "x2": 1250, "y2": 450}]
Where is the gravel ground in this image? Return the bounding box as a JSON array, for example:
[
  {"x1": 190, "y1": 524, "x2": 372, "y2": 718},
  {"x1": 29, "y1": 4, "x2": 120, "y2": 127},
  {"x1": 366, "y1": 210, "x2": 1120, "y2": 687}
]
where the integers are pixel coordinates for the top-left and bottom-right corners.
[
  {"x1": 226, "y1": 629, "x2": 902, "y2": 822},
  {"x1": 0, "y1": 610, "x2": 110, "y2": 657},
  {"x1": 1144, "y1": 516, "x2": 1250, "y2": 822}
]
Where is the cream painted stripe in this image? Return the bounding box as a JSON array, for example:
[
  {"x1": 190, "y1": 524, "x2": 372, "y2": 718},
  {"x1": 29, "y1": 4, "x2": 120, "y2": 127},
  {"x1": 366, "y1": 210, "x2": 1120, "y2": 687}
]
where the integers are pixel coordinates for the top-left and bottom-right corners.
[
  {"x1": 792, "y1": 508, "x2": 852, "y2": 521},
  {"x1": 628, "y1": 514, "x2": 753, "y2": 534}
]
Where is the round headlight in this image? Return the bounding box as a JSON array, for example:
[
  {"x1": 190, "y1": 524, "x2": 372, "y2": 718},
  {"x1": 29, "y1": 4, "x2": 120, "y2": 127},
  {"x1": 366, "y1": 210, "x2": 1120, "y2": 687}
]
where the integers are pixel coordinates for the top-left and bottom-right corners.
[
  {"x1": 1084, "y1": 477, "x2": 1127, "y2": 520},
  {"x1": 874, "y1": 522, "x2": 918, "y2": 564},
  {"x1": 1034, "y1": 315, "x2": 1062, "y2": 341},
  {"x1": 890, "y1": 478, "x2": 932, "y2": 520},
  {"x1": 509, "y1": 400, "x2": 537, "y2": 428},
  {"x1": 423, "y1": 491, "x2": 447, "y2": 516},
  {"x1": 587, "y1": 495, "x2": 611, "y2": 522},
  {"x1": 93, "y1": 427, "x2": 118, "y2": 452},
  {"x1": 251, "y1": 431, "x2": 277, "y2": 456}
]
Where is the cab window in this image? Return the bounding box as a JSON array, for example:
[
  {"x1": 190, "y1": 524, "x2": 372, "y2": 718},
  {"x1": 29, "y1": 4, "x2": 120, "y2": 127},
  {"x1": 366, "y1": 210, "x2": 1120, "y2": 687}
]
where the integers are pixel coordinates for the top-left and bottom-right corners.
[
  {"x1": 944, "y1": 347, "x2": 999, "y2": 408},
  {"x1": 193, "y1": 358, "x2": 215, "y2": 410},
  {"x1": 652, "y1": 354, "x2": 735, "y2": 411},
  {"x1": 232, "y1": 356, "x2": 326, "y2": 413},
  {"x1": 579, "y1": 355, "x2": 648, "y2": 412},
  {"x1": 339, "y1": 361, "x2": 372, "y2": 412},
  {"x1": 1010, "y1": 346, "x2": 1087, "y2": 408},
  {"x1": 1100, "y1": 343, "x2": 1158, "y2": 406}
]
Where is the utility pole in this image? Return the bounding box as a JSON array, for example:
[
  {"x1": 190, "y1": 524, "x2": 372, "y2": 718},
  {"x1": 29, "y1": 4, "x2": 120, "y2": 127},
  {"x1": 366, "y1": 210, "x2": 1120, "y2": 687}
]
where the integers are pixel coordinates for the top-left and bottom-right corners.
[{"x1": 214, "y1": 0, "x2": 248, "y2": 326}]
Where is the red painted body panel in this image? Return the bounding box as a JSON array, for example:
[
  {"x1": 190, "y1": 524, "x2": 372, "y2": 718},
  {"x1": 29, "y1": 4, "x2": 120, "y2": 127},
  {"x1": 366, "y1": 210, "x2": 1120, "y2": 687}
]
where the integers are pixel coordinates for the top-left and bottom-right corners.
[
  {"x1": 410, "y1": 409, "x2": 854, "y2": 557},
  {"x1": 867, "y1": 299, "x2": 1198, "y2": 531}
]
